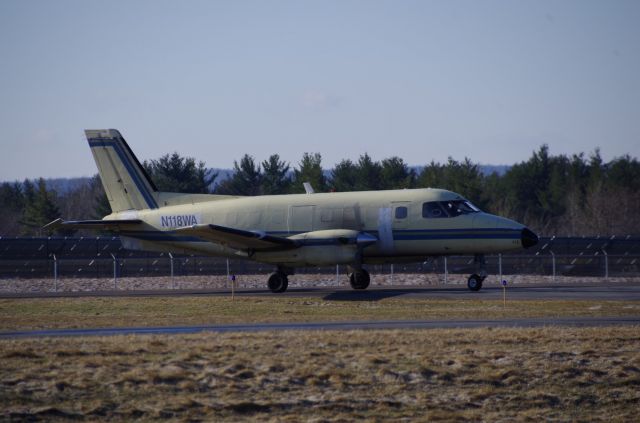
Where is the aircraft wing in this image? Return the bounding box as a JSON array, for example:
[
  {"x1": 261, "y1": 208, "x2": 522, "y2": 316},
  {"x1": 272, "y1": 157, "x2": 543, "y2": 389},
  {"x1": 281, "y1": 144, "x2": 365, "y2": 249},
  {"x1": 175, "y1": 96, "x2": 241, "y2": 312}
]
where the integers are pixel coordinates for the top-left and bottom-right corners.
[
  {"x1": 43, "y1": 218, "x2": 144, "y2": 231},
  {"x1": 175, "y1": 224, "x2": 298, "y2": 251}
]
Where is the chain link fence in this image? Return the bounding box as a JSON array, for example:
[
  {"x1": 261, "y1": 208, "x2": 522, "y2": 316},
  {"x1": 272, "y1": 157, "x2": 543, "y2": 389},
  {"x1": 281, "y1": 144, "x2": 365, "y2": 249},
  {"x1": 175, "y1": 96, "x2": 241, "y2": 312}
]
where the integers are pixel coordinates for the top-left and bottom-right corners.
[{"x1": 1, "y1": 236, "x2": 639, "y2": 280}]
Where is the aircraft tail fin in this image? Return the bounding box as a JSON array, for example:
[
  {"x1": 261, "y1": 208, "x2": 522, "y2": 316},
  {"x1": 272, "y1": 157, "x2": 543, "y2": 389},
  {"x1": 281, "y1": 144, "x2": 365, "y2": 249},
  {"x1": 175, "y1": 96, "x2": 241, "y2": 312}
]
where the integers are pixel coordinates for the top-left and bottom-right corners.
[{"x1": 85, "y1": 129, "x2": 159, "y2": 212}]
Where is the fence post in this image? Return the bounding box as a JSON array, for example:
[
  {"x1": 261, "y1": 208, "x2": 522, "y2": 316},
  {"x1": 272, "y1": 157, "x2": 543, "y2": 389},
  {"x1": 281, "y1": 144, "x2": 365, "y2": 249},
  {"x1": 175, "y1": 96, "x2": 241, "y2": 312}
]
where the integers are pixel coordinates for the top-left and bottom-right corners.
[
  {"x1": 602, "y1": 249, "x2": 608, "y2": 279},
  {"x1": 53, "y1": 254, "x2": 58, "y2": 292},
  {"x1": 110, "y1": 253, "x2": 117, "y2": 290},
  {"x1": 390, "y1": 264, "x2": 394, "y2": 284},
  {"x1": 550, "y1": 251, "x2": 556, "y2": 282},
  {"x1": 169, "y1": 253, "x2": 174, "y2": 289},
  {"x1": 443, "y1": 256, "x2": 448, "y2": 284},
  {"x1": 498, "y1": 253, "x2": 502, "y2": 283},
  {"x1": 226, "y1": 258, "x2": 230, "y2": 288},
  {"x1": 336, "y1": 264, "x2": 339, "y2": 285}
]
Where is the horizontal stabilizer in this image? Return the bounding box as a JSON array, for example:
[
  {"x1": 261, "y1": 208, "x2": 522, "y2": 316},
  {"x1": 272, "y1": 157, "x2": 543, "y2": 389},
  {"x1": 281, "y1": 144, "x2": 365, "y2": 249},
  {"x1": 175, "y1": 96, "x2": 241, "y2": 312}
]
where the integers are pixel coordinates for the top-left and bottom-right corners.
[
  {"x1": 43, "y1": 218, "x2": 143, "y2": 231},
  {"x1": 175, "y1": 224, "x2": 298, "y2": 251}
]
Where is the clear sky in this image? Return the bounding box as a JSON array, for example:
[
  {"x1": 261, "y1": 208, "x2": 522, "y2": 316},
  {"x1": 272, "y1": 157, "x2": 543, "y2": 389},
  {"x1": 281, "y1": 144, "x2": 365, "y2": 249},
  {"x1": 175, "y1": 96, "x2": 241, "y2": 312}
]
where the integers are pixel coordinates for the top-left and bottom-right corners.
[{"x1": 1, "y1": 0, "x2": 639, "y2": 180}]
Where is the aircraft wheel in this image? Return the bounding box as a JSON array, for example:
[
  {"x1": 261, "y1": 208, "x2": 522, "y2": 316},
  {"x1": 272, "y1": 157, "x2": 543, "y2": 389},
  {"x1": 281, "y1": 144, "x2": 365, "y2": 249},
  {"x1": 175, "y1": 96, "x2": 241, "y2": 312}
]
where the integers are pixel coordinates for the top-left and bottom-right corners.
[
  {"x1": 268, "y1": 272, "x2": 288, "y2": 293},
  {"x1": 467, "y1": 274, "x2": 483, "y2": 292},
  {"x1": 349, "y1": 269, "x2": 370, "y2": 290}
]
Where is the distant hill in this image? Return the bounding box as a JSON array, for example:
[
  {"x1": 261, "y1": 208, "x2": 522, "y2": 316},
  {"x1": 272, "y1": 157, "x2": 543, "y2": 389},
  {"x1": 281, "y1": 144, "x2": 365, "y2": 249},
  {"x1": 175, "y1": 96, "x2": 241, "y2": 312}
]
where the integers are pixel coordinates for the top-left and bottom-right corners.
[
  {"x1": 479, "y1": 165, "x2": 510, "y2": 176},
  {"x1": 0, "y1": 177, "x2": 96, "y2": 194},
  {"x1": 45, "y1": 177, "x2": 94, "y2": 193}
]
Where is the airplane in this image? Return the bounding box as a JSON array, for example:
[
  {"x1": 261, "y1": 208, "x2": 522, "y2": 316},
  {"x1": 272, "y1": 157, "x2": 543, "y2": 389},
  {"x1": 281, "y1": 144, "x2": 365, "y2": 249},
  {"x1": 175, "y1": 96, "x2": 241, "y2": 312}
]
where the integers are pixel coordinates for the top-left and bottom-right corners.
[{"x1": 46, "y1": 129, "x2": 539, "y2": 293}]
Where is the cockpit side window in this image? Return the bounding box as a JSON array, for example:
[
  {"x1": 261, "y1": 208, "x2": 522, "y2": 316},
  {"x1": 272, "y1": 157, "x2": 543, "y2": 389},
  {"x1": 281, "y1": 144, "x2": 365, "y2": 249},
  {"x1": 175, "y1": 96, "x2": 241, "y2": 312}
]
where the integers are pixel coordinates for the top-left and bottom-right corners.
[
  {"x1": 423, "y1": 200, "x2": 481, "y2": 218},
  {"x1": 441, "y1": 201, "x2": 459, "y2": 217},
  {"x1": 422, "y1": 202, "x2": 449, "y2": 218},
  {"x1": 442, "y1": 200, "x2": 480, "y2": 217}
]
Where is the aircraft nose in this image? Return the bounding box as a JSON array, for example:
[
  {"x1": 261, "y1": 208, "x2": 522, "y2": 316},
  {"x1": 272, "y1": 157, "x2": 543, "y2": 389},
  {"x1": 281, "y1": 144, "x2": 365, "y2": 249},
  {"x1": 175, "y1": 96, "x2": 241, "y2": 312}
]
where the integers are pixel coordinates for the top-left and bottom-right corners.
[{"x1": 521, "y1": 227, "x2": 539, "y2": 248}]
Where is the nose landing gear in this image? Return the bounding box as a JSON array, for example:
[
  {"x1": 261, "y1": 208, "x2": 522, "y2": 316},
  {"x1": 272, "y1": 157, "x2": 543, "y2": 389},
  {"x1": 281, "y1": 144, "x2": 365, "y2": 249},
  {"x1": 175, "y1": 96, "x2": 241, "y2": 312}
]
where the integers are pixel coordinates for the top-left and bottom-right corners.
[
  {"x1": 467, "y1": 274, "x2": 485, "y2": 291},
  {"x1": 467, "y1": 254, "x2": 488, "y2": 292}
]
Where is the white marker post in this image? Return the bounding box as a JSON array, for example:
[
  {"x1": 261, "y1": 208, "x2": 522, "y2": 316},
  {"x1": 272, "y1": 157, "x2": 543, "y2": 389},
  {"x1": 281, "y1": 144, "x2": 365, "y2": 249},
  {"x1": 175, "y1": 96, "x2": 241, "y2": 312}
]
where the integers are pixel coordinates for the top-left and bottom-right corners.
[
  {"x1": 550, "y1": 250, "x2": 556, "y2": 282},
  {"x1": 231, "y1": 274, "x2": 236, "y2": 300},
  {"x1": 53, "y1": 254, "x2": 58, "y2": 292},
  {"x1": 110, "y1": 253, "x2": 117, "y2": 290},
  {"x1": 502, "y1": 279, "x2": 507, "y2": 308},
  {"x1": 602, "y1": 249, "x2": 608, "y2": 279},
  {"x1": 169, "y1": 253, "x2": 174, "y2": 289},
  {"x1": 443, "y1": 256, "x2": 448, "y2": 285}
]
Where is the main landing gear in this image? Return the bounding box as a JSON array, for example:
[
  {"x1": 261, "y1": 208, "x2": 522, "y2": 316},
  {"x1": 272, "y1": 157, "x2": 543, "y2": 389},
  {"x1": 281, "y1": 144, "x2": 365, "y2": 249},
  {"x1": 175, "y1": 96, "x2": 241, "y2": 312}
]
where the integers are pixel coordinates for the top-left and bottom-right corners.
[
  {"x1": 467, "y1": 254, "x2": 488, "y2": 292},
  {"x1": 267, "y1": 266, "x2": 372, "y2": 293},
  {"x1": 268, "y1": 267, "x2": 290, "y2": 293},
  {"x1": 349, "y1": 269, "x2": 370, "y2": 290}
]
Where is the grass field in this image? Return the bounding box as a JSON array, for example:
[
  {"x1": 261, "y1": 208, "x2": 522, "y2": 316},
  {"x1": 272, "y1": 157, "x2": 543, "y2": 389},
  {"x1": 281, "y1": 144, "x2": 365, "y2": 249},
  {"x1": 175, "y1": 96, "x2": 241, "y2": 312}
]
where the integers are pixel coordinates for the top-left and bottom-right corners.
[
  {"x1": 1, "y1": 326, "x2": 639, "y2": 421},
  {"x1": 1, "y1": 296, "x2": 639, "y2": 331}
]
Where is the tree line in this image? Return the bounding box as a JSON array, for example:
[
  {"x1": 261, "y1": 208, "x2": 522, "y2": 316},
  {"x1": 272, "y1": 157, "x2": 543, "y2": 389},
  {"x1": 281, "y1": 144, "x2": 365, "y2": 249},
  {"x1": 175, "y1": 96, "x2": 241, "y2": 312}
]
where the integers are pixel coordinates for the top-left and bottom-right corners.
[{"x1": 1, "y1": 146, "x2": 638, "y2": 237}]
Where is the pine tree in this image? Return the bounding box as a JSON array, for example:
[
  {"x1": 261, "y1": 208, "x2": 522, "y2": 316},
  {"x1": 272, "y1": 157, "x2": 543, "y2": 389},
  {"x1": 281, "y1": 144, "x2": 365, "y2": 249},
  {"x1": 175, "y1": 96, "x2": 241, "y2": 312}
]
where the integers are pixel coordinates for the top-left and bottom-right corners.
[
  {"x1": 20, "y1": 178, "x2": 64, "y2": 236},
  {"x1": 261, "y1": 154, "x2": 291, "y2": 195},
  {"x1": 216, "y1": 154, "x2": 263, "y2": 196},
  {"x1": 144, "y1": 152, "x2": 216, "y2": 193},
  {"x1": 292, "y1": 153, "x2": 327, "y2": 193},
  {"x1": 416, "y1": 161, "x2": 446, "y2": 189},
  {"x1": 354, "y1": 153, "x2": 382, "y2": 191},
  {"x1": 330, "y1": 159, "x2": 358, "y2": 192},
  {"x1": 0, "y1": 182, "x2": 25, "y2": 236},
  {"x1": 22, "y1": 179, "x2": 36, "y2": 206},
  {"x1": 380, "y1": 156, "x2": 415, "y2": 189}
]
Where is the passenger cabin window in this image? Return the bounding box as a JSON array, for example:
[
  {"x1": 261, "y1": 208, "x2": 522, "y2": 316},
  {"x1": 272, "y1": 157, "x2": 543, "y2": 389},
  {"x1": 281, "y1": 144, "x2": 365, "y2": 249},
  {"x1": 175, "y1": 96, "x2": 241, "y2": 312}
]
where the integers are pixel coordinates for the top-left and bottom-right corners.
[
  {"x1": 395, "y1": 207, "x2": 408, "y2": 219},
  {"x1": 422, "y1": 200, "x2": 480, "y2": 218}
]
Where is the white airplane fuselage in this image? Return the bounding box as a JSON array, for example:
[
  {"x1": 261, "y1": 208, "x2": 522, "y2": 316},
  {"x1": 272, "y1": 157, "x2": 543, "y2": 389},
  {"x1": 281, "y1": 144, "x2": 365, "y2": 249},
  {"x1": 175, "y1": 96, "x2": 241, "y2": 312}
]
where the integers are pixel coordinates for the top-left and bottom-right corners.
[
  {"x1": 52, "y1": 129, "x2": 538, "y2": 292},
  {"x1": 110, "y1": 188, "x2": 534, "y2": 267}
]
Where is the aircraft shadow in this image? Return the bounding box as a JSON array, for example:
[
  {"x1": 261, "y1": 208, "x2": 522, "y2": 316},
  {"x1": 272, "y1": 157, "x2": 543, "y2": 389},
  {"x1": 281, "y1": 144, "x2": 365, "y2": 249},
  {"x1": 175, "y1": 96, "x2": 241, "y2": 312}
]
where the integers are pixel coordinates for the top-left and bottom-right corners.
[{"x1": 322, "y1": 287, "x2": 468, "y2": 301}]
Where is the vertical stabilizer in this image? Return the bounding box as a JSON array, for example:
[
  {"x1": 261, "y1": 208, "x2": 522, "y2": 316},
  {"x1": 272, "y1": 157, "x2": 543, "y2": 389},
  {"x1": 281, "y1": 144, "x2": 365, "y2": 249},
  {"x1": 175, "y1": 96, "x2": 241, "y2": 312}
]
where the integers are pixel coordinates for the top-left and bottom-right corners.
[{"x1": 85, "y1": 129, "x2": 159, "y2": 212}]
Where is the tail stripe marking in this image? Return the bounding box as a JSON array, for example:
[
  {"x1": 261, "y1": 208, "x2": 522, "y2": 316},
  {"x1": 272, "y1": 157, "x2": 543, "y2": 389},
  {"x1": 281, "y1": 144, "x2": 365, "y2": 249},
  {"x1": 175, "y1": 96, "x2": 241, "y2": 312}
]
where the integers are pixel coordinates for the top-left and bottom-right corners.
[{"x1": 88, "y1": 139, "x2": 158, "y2": 209}]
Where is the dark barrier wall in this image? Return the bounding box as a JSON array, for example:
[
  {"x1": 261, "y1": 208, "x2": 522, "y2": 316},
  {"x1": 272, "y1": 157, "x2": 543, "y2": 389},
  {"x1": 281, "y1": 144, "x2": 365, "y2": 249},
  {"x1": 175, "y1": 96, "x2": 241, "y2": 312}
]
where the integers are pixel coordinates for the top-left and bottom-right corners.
[{"x1": 1, "y1": 236, "x2": 639, "y2": 279}]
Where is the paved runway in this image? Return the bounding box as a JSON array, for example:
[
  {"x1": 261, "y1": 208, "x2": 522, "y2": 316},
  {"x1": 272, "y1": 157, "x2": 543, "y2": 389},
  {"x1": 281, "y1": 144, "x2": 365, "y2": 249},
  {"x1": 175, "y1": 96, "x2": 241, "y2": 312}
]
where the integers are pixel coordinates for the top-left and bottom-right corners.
[
  {"x1": 2, "y1": 282, "x2": 638, "y2": 339},
  {"x1": 2, "y1": 281, "x2": 640, "y2": 301},
  {"x1": 1, "y1": 316, "x2": 638, "y2": 339}
]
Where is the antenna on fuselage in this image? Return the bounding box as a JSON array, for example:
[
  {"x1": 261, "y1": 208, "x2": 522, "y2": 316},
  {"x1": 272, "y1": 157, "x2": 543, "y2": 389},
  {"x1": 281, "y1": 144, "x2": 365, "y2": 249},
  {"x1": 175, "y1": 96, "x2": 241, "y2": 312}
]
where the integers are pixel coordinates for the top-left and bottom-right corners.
[{"x1": 303, "y1": 182, "x2": 315, "y2": 194}]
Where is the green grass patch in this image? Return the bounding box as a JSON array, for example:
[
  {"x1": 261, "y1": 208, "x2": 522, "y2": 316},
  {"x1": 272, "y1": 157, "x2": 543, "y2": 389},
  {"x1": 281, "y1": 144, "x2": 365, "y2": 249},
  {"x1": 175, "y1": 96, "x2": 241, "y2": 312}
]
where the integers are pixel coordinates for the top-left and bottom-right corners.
[{"x1": 1, "y1": 296, "x2": 638, "y2": 331}]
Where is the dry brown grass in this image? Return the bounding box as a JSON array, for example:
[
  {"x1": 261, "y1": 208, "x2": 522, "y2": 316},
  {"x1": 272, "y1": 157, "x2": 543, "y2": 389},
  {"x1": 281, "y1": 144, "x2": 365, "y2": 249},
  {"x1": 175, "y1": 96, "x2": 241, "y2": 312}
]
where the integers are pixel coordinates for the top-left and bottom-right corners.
[
  {"x1": 1, "y1": 296, "x2": 639, "y2": 331},
  {"x1": 1, "y1": 326, "x2": 639, "y2": 421}
]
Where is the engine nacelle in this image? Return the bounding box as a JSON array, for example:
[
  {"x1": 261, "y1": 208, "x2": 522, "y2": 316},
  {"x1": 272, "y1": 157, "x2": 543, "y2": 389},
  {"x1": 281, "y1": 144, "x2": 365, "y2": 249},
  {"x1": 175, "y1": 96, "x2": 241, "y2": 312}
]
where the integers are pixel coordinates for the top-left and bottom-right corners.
[{"x1": 254, "y1": 229, "x2": 375, "y2": 266}]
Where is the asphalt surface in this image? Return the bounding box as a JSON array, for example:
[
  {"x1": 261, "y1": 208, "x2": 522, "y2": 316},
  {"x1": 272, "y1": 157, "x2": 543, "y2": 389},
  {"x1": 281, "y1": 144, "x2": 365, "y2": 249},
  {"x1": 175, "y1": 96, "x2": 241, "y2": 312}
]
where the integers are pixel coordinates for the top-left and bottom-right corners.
[
  {"x1": 1, "y1": 316, "x2": 639, "y2": 339},
  {"x1": 2, "y1": 282, "x2": 638, "y2": 339},
  {"x1": 2, "y1": 281, "x2": 640, "y2": 301}
]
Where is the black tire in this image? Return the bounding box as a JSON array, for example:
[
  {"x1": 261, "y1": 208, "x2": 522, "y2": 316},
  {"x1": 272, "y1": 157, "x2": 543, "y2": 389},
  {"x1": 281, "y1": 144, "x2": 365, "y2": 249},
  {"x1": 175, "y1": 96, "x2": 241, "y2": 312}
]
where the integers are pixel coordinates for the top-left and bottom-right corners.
[
  {"x1": 276, "y1": 277, "x2": 288, "y2": 293},
  {"x1": 268, "y1": 273, "x2": 288, "y2": 293},
  {"x1": 467, "y1": 274, "x2": 483, "y2": 291},
  {"x1": 349, "y1": 269, "x2": 371, "y2": 290}
]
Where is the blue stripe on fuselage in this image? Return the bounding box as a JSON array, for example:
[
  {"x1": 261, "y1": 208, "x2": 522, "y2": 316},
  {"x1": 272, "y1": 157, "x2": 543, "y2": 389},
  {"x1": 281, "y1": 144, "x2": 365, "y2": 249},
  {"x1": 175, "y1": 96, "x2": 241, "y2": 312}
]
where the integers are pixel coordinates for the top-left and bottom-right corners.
[
  {"x1": 118, "y1": 227, "x2": 521, "y2": 246},
  {"x1": 88, "y1": 139, "x2": 158, "y2": 209}
]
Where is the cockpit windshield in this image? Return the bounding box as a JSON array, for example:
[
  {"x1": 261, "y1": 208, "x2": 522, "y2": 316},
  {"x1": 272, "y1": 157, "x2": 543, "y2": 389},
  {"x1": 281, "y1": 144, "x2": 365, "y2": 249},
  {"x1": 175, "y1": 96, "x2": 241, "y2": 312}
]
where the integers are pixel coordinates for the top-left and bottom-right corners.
[{"x1": 422, "y1": 200, "x2": 481, "y2": 218}]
